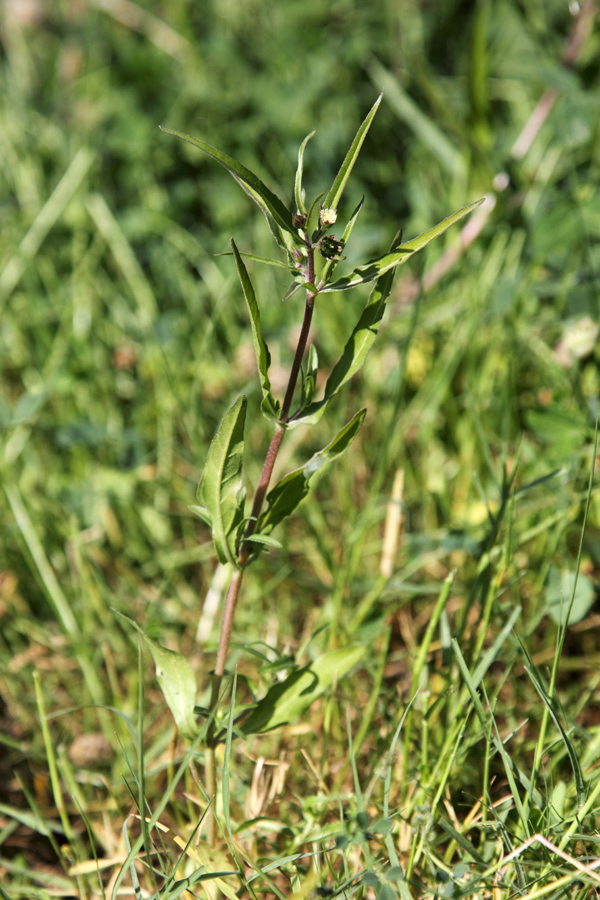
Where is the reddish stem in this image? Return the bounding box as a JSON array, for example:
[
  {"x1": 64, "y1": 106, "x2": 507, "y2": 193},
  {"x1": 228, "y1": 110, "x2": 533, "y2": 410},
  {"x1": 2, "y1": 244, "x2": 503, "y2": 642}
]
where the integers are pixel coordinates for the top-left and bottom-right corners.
[{"x1": 210, "y1": 243, "x2": 317, "y2": 696}]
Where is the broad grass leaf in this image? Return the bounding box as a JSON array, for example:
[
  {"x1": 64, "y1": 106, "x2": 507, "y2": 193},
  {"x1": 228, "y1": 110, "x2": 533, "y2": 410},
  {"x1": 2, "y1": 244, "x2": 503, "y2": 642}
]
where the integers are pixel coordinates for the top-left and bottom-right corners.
[
  {"x1": 545, "y1": 566, "x2": 594, "y2": 626},
  {"x1": 259, "y1": 408, "x2": 366, "y2": 534},
  {"x1": 323, "y1": 93, "x2": 383, "y2": 214},
  {"x1": 242, "y1": 646, "x2": 365, "y2": 733},
  {"x1": 230, "y1": 240, "x2": 278, "y2": 418},
  {"x1": 115, "y1": 612, "x2": 197, "y2": 738},
  {"x1": 159, "y1": 126, "x2": 298, "y2": 253},
  {"x1": 320, "y1": 198, "x2": 484, "y2": 292},
  {"x1": 198, "y1": 395, "x2": 247, "y2": 567}
]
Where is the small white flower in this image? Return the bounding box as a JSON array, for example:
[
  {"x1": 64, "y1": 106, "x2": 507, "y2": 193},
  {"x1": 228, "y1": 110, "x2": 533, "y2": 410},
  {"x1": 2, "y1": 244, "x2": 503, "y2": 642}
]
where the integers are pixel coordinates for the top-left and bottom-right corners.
[{"x1": 319, "y1": 207, "x2": 337, "y2": 227}]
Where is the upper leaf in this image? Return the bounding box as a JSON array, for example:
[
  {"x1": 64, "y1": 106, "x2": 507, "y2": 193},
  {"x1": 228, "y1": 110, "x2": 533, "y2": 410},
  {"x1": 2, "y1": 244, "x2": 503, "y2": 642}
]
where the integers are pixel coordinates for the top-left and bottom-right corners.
[
  {"x1": 259, "y1": 408, "x2": 366, "y2": 534},
  {"x1": 197, "y1": 395, "x2": 247, "y2": 567},
  {"x1": 159, "y1": 125, "x2": 299, "y2": 252},
  {"x1": 230, "y1": 240, "x2": 279, "y2": 418},
  {"x1": 320, "y1": 198, "x2": 484, "y2": 292},
  {"x1": 295, "y1": 131, "x2": 315, "y2": 215},
  {"x1": 323, "y1": 93, "x2": 383, "y2": 215}
]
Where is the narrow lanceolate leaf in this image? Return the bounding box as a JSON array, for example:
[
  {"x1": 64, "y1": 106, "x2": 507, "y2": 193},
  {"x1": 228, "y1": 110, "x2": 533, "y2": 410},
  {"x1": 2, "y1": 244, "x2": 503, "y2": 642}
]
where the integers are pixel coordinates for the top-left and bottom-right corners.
[
  {"x1": 295, "y1": 232, "x2": 403, "y2": 426},
  {"x1": 242, "y1": 646, "x2": 365, "y2": 734},
  {"x1": 159, "y1": 126, "x2": 298, "y2": 252},
  {"x1": 323, "y1": 92, "x2": 383, "y2": 214},
  {"x1": 197, "y1": 395, "x2": 247, "y2": 567},
  {"x1": 259, "y1": 408, "x2": 366, "y2": 534},
  {"x1": 115, "y1": 612, "x2": 197, "y2": 738},
  {"x1": 320, "y1": 198, "x2": 484, "y2": 293},
  {"x1": 320, "y1": 195, "x2": 365, "y2": 285},
  {"x1": 216, "y1": 250, "x2": 291, "y2": 269},
  {"x1": 295, "y1": 131, "x2": 315, "y2": 215},
  {"x1": 231, "y1": 240, "x2": 278, "y2": 417}
]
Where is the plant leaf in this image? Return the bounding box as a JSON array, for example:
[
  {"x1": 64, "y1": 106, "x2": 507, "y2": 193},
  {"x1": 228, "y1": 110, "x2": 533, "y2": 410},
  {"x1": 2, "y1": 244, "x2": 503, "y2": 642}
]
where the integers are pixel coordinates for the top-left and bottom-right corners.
[
  {"x1": 230, "y1": 240, "x2": 278, "y2": 417},
  {"x1": 259, "y1": 408, "x2": 366, "y2": 534},
  {"x1": 159, "y1": 125, "x2": 298, "y2": 252},
  {"x1": 243, "y1": 533, "x2": 283, "y2": 549},
  {"x1": 115, "y1": 612, "x2": 197, "y2": 738},
  {"x1": 323, "y1": 93, "x2": 383, "y2": 214},
  {"x1": 197, "y1": 395, "x2": 247, "y2": 567},
  {"x1": 242, "y1": 646, "x2": 365, "y2": 733},
  {"x1": 295, "y1": 131, "x2": 315, "y2": 215},
  {"x1": 216, "y1": 250, "x2": 290, "y2": 269},
  {"x1": 294, "y1": 231, "x2": 403, "y2": 426},
  {"x1": 320, "y1": 198, "x2": 484, "y2": 292}
]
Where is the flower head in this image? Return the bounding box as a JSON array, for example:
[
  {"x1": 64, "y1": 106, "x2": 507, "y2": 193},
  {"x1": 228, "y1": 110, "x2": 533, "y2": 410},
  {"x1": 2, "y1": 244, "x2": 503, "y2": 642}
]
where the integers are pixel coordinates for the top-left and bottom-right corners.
[{"x1": 319, "y1": 207, "x2": 337, "y2": 227}]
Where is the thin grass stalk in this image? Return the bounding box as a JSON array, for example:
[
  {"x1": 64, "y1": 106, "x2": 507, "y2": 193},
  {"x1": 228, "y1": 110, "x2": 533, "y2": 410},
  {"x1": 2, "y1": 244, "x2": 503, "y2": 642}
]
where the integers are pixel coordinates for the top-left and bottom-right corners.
[{"x1": 526, "y1": 428, "x2": 597, "y2": 826}]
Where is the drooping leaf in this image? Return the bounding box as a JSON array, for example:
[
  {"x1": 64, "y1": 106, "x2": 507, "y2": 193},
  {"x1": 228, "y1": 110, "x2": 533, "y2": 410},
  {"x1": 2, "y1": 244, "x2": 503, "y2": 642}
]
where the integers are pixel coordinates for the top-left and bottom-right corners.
[
  {"x1": 294, "y1": 232, "x2": 403, "y2": 427},
  {"x1": 522, "y1": 653, "x2": 586, "y2": 809},
  {"x1": 216, "y1": 250, "x2": 291, "y2": 269},
  {"x1": 259, "y1": 408, "x2": 366, "y2": 534},
  {"x1": 230, "y1": 240, "x2": 278, "y2": 417},
  {"x1": 320, "y1": 198, "x2": 484, "y2": 292},
  {"x1": 159, "y1": 125, "x2": 298, "y2": 253},
  {"x1": 115, "y1": 612, "x2": 197, "y2": 738},
  {"x1": 197, "y1": 395, "x2": 247, "y2": 567},
  {"x1": 323, "y1": 93, "x2": 383, "y2": 214},
  {"x1": 242, "y1": 646, "x2": 366, "y2": 733},
  {"x1": 295, "y1": 131, "x2": 315, "y2": 215}
]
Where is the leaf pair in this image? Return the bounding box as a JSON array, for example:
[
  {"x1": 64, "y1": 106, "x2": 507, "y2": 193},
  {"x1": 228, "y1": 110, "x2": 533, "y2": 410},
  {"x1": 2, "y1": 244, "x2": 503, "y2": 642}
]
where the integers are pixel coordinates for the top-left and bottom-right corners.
[{"x1": 192, "y1": 395, "x2": 367, "y2": 566}]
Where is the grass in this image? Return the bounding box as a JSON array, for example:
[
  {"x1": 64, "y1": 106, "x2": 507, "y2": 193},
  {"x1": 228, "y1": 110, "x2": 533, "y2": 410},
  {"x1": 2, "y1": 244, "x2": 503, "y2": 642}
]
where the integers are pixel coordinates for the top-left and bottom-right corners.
[{"x1": 1, "y1": 0, "x2": 600, "y2": 897}]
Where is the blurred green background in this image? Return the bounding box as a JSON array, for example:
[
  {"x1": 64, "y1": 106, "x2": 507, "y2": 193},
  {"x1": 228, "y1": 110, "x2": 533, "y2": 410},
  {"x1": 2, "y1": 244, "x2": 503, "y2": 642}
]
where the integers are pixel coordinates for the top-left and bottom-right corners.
[{"x1": 1, "y1": 0, "x2": 600, "y2": 850}]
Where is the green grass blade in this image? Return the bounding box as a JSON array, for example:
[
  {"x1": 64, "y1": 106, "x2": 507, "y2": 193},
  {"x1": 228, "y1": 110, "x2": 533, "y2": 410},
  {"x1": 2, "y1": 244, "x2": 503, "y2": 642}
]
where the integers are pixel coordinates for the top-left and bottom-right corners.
[
  {"x1": 0, "y1": 147, "x2": 94, "y2": 308},
  {"x1": 323, "y1": 92, "x2": 383, "y2": 214},
  {"x1": 369, "y1": 59, "x2": 464, "y2": 177},
  {"x1": 4, "y1": 483, "x2": 79, "y2": 639}
]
